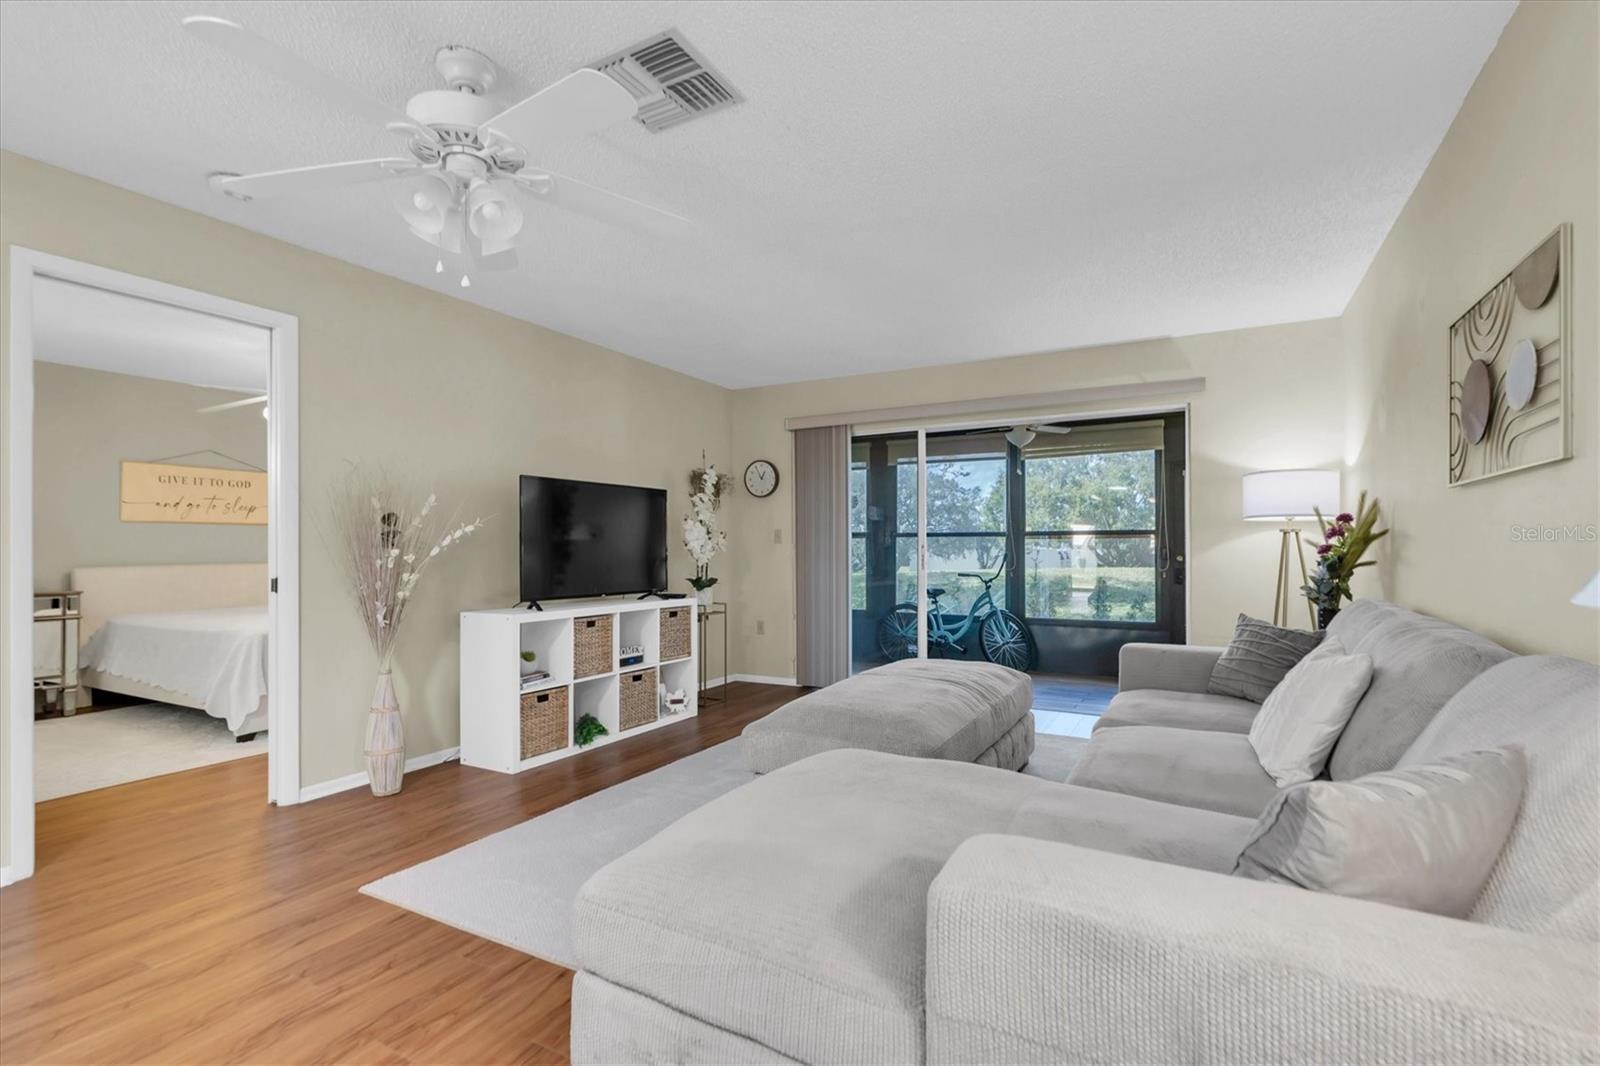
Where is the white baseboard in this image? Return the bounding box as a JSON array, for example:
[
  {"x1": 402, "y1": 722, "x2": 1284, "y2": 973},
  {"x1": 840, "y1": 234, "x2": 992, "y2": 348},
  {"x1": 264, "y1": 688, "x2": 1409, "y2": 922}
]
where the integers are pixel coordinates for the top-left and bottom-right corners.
[
  {"x1": 0, "y1": 865, "x2": 14, "y2": 888},
  {"x1": 726, "y1": 673, "x2": 800, "y2": 687},
  {"x1": 297, "y1": 746, "x2": 460, "y2": 803}
]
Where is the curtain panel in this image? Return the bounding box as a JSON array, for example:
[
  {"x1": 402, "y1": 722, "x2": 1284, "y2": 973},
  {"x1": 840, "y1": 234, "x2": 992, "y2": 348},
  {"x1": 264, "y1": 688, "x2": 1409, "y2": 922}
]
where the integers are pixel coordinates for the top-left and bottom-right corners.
[{"x1": 793, "y1": 425, "x2": 850, "y2": 687}]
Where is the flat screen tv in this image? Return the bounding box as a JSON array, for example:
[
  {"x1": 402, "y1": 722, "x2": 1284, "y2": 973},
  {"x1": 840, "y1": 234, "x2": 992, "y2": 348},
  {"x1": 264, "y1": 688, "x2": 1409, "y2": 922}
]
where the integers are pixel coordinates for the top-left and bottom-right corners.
[{"x1": 519, "y1": 475, "x2": 668, "y2": 604}]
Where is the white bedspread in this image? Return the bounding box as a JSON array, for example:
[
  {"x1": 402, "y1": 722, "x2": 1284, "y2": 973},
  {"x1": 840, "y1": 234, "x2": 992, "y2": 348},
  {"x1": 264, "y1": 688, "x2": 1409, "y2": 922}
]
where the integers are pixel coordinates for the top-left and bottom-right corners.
[{"x1": 80, "y1": 606, "x2": 268, "y2": 734}]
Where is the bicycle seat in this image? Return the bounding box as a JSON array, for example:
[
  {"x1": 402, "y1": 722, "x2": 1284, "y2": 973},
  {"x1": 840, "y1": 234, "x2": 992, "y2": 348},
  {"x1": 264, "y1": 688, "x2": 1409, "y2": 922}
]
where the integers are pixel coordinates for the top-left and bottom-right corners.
[{"x1": 926, "y1": 587, "x2": 947, "y2": 599}]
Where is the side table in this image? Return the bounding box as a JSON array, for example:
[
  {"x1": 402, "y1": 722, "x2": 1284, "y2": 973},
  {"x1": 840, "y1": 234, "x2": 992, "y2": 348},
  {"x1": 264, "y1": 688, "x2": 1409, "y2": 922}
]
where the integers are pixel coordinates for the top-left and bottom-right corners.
[{"x1": 697, "y1": 601, "x2": 728, "y2": 703}]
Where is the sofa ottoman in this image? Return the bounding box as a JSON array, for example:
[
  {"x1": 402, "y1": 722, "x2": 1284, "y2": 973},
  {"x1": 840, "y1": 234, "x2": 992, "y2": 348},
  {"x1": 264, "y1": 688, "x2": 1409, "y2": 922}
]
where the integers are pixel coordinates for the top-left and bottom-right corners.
[{"x1": 740, "y1": 658, "x2": 1034, "y2": 773}]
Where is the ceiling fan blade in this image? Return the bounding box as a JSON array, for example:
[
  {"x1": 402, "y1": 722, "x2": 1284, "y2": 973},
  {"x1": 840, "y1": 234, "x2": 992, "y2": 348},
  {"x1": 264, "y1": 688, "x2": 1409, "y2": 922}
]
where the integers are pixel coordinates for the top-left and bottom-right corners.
[
  {"x1": 469, "y1": 242, "x2": 520, "y2": 273},
  {"x1": 480, "y1": 69, "x2": 637, "y2": 150},
  {"x1": 182, "y1": 16, "x2": 415, "y2": 131},
  {"x1": 198, "y1": 395, "x2": 268, "y2": 413},
  {"x1": 510, "y1": 170, "x2": 688, "y2": 236},
  {"x1": 213, "y1": 159, "x2": 419, "y2": 199},
  {"x1": 1032, "y1": 425, "x2": 1074, "y2": 435}
]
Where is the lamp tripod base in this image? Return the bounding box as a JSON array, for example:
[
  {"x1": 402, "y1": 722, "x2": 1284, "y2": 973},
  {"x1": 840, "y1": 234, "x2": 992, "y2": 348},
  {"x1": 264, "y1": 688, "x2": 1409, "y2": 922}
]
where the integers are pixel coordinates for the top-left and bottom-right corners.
[{"x1": 1272, "y1": 526, "x2": 1317, "y2": 629}]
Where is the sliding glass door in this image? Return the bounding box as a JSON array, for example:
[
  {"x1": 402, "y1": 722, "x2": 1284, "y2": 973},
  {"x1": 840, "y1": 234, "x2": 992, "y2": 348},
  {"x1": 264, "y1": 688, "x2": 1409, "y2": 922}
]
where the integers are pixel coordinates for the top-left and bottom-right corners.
[
  {"x1": 849, "y1": 412, "x2": 1185, "y2": 679},
  {"x1": 849, "y1": 431, "x2": 924, "y2": 673},
  {"x1": 1012, "y1": 415, "x2": 1186, "y2": 674}
]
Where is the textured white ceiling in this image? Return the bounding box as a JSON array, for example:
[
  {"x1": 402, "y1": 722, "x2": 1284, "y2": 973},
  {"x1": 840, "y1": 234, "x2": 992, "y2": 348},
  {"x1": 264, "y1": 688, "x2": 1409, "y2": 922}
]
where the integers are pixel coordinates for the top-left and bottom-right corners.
[
  {"x1": 32, "y1": 277, "x2": 269, "y2": 392},
  {"x1": 0, "y1": 1, "x2": 1513, "y2": 388}
]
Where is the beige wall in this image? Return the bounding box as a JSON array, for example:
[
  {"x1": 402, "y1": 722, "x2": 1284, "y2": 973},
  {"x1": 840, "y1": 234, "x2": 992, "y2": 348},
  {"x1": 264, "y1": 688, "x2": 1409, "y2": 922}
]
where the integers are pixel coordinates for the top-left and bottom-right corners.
[
  {"x1": 33, "y1": 363, "x2": 268, "y2": 589},
  {"x1": 726, "y1": 318, "x2": 1347, "y2": 680},
  {"x1": 1, "y1": 152, "x2": 734, "y2": 872},
  {"x1": 1341, "y1": 0, "x2": 1599, "y2": 662}
]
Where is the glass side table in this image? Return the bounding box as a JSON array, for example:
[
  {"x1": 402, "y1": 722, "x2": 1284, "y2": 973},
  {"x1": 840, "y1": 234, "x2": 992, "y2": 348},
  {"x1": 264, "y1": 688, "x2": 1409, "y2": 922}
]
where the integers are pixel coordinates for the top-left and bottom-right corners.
[
  {"x1": 34, "y1": 590, "x2": 83, "y2": 716},
  {"x1": 697, "y1": 601, "x2": 729, "y2": 703}
]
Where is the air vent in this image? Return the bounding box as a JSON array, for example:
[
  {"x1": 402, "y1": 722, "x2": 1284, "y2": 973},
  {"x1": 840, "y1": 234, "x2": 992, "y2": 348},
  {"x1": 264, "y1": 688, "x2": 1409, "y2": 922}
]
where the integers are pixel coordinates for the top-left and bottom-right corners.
[{"x1": 592, "y1": 30, "x2": 741, "y2": 132}]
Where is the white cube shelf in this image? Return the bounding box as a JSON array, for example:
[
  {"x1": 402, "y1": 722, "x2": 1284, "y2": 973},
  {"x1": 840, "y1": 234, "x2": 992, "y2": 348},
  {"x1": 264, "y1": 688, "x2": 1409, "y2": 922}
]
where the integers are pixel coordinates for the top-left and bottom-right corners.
[{"x1": 460, "y1": 598, "x2": 699, "y2": 774}]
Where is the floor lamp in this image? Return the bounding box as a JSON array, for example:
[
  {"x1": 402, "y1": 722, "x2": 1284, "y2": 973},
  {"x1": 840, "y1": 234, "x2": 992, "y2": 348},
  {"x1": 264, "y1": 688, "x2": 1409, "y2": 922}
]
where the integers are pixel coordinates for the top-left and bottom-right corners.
[{"x1": 1243, "y1": 469, "x2": 1340, "y2": 629}]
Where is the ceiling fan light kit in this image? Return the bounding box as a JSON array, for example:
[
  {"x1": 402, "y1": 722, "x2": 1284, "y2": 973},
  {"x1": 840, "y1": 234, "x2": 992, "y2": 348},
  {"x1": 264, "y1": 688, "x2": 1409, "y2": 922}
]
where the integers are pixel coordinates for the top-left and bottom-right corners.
[{"x1": 181, "y1": 16, "x2": 693, "y2": 283}]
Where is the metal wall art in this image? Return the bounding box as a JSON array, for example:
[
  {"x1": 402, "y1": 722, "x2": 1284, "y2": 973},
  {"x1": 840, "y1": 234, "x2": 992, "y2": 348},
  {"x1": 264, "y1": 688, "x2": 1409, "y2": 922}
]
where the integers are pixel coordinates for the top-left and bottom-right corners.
[{"x1": 1448, "y1": 224, "x2": 1572, "y2": 485}]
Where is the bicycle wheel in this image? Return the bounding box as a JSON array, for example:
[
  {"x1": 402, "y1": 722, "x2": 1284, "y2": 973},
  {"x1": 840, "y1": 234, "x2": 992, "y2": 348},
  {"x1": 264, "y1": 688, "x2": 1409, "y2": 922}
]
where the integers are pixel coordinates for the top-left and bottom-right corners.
[
  {"x1": 877, "y1": 604, "x2": 919, "y2": 662},
  {"x1": 980, "y1": 609, "x2": 1036, "y2": 671}
]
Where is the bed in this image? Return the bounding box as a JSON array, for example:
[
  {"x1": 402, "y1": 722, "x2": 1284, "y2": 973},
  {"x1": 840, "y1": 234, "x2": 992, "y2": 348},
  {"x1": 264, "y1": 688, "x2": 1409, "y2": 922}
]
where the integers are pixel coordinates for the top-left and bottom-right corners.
[{"x1": 73, "y1": 564, "x2": 270, "y2": 738}]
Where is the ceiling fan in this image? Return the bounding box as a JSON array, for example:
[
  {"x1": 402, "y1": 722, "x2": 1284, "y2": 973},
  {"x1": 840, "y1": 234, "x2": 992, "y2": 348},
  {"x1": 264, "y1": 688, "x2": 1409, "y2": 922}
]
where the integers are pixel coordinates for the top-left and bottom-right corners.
[
  {"x1": 198, "y1": 394, "x2": 269, "y2": 419},
  {"x1": 1004, "y1": 424, "x2": 1073, "y2": 449},
  {"x1": 182, "y1": 17, "x2": 688, "y2": 286}
]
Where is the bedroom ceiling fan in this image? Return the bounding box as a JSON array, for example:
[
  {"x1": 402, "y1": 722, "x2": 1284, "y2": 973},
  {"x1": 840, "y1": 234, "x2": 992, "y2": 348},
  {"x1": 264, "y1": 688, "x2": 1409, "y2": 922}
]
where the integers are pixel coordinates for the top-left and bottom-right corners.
[
  {"x1": 198, "y1": 394, "x2": 269, "y2": 418},
  {"x1": 182, "y1": 16, "x2": 688, "y2": 286}
]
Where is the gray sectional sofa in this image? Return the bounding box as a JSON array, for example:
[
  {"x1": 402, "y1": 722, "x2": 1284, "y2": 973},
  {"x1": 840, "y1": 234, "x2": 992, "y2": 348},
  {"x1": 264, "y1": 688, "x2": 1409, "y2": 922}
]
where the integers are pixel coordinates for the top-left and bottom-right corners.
[{"x1": 571, "y1": 599, "x2": 1599, "y2": 1064}]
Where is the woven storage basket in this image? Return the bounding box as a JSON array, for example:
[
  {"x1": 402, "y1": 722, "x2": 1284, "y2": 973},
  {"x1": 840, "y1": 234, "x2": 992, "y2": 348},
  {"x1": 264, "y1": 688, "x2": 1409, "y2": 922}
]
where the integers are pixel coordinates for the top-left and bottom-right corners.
[
  {"x1": 520, "y1": 686, "x2": 568, "y2": 759},
  {"x1": 573, "y1": 614, "x2": 613, "y2": 678},
  {"x1": 620, "y1": 667, "x2": 659, "y2": 732},
  {"x1": 659, "y1": 607, "x2": 691, "y2": 662}
]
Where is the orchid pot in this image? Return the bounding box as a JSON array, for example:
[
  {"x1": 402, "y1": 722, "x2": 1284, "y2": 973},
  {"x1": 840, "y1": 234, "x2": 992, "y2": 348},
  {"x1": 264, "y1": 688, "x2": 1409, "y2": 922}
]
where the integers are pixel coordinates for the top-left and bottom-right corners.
[{"x1": 683, "y1": 460, "x2": 728, "y2": 612}]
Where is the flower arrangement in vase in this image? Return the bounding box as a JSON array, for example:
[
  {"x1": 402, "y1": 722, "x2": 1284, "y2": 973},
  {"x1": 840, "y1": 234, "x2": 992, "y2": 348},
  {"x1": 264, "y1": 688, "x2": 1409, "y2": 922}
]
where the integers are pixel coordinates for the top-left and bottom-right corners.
[
  {"x1": 683, "y1": 461, "x2": 729, "y2": 606},
  {"x1": 1300, "y1": 492, "x2": 1388, "y2": 629},
  {"x1": 329, "y1": 468, "x2": 484, "y2": 796}
]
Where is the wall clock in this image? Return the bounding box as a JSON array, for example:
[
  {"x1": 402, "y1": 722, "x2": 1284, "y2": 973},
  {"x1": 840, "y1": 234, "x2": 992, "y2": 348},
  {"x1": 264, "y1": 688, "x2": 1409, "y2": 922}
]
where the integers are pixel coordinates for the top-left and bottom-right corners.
[{"x1": 744, "y1": 459, "x2": 779, "y2": 498}]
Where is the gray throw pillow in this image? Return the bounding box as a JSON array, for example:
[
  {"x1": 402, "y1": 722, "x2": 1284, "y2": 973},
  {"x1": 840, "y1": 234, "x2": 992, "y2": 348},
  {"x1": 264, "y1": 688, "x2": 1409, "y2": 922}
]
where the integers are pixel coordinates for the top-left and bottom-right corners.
[
  {"x1": 1207, "y1": 613, "x2": 1325, "y2": 702},
  {"x1": 1233, "y1": 747, "x2": 1527, "y2": 918}
]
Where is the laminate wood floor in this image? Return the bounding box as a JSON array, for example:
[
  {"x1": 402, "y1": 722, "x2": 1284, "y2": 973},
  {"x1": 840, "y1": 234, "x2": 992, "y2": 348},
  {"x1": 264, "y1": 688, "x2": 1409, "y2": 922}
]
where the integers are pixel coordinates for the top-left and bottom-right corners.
[
  {"x1": 1031, "y1": 674, "x2": 1116, "y2": 739},
  {"x1": 0, "y1": 682, "x2": 803, "y2": 1065}
]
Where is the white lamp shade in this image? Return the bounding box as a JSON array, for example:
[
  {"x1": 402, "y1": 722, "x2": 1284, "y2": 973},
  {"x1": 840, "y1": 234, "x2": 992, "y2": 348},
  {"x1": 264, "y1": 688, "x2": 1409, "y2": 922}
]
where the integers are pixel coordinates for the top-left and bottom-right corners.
[
  {"x1": 1242, "y1": 469, "x2": 1340, "y2": 521},
  {"x1": 1573, "y1": 572, "x2": 1600, "y2": 608}
]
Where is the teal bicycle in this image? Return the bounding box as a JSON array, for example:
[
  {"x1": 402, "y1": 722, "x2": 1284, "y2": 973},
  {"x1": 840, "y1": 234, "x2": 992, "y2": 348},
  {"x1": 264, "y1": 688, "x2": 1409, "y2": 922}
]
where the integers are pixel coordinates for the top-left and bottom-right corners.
[{"x1": 876, "y1": 561, "x2": 1037, "y2": 671}]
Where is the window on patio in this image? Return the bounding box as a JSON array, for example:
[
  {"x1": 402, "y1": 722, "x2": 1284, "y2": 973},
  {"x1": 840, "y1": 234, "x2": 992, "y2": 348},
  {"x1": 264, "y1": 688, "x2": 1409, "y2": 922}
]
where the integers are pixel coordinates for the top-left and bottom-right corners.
[{"x1": 1020, "y1": 429, "x2": 1160, "y2": 624}]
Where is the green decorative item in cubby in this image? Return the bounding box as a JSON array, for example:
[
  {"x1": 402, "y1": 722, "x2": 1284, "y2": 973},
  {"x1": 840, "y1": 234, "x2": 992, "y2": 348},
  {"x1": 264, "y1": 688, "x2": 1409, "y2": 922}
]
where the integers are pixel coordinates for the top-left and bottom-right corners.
[
  {"x1": 575, "y1": 713, "x2": 608, "y2": 747},
  {"x1": 521, "y1": 651, "x2": 537, "y2": 664}
]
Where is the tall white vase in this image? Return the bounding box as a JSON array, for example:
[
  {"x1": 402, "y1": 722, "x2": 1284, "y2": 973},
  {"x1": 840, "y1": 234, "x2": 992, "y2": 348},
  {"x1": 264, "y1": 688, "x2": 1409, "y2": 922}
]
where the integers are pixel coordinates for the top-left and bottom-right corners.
[{"x1": 365, "y1": 670, "x2": 405, "y2": 797}]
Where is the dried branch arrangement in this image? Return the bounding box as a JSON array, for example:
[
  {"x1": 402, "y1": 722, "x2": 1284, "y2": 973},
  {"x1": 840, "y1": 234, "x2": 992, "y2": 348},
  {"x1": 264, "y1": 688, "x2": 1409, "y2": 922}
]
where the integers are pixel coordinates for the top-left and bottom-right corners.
[{"x1": 328, "y1": 467, "x2": 484, "y2": 668}]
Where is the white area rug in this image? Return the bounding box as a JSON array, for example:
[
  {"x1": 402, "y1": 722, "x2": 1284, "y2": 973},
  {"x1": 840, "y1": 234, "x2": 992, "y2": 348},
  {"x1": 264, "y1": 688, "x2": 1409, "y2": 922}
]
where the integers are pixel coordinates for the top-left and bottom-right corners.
[
  {"x1": 35, "y1": 703, "x2": 267, "y2": 801},
  {"x1": 361, "y1": 733, "x2": 1088, "y2": 968}
]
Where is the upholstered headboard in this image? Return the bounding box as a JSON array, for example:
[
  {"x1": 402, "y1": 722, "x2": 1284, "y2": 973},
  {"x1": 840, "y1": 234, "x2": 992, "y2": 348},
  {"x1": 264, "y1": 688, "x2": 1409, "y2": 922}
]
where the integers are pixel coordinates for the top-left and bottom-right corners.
[{"x1": 71, "y1": 563, "x2": 268, "y2": 648}]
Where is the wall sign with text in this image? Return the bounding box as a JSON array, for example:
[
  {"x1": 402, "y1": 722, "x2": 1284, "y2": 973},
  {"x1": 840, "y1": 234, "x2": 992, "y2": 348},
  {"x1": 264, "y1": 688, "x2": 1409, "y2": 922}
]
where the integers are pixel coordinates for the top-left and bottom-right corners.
[{"x1": 119, "y1": 461, "x2": 267, "y2": 525}]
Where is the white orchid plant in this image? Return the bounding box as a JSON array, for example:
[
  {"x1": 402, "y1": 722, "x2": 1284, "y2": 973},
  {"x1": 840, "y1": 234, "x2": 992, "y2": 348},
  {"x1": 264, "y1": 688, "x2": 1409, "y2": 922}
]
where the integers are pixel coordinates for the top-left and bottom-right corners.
[
  {"x1": 330, "y1": 468, "x2": 484, "y2": 669},
  {"x1": 683, "y1": 464, "x2": 728, "y2": 592}
]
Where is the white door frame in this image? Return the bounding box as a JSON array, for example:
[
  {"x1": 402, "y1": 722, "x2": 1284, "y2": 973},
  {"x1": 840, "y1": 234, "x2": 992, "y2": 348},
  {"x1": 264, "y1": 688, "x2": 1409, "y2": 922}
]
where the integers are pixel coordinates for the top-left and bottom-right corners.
[
  {"x1": 5, "y1": 247, "x2": 300, "y2": 884},
  {"x1": 915, "y1": 428, "x2": 928, "y2": 659}
]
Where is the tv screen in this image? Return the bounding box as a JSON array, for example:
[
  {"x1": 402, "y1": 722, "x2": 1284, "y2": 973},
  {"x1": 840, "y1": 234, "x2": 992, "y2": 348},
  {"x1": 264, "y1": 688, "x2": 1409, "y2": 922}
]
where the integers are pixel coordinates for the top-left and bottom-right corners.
[{"x1": 519, "y1": 475, "x2": 668, "y2": 603}]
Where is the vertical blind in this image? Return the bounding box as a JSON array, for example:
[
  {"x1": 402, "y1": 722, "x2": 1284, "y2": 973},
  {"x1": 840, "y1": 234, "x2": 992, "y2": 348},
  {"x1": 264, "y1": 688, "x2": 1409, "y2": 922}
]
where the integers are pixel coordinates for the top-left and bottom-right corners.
[{"x1": 793, "y1": 425, "x2": 851, "y2": 687}]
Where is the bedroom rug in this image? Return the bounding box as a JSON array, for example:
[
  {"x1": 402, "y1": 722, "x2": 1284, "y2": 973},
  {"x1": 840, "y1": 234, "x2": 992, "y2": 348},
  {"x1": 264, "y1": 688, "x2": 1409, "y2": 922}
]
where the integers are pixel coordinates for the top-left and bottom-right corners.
[
  {"x1": 35, "y1": 702, "x2": 267, "y2": 801},
  {"x1": 360, "y1": 732, "x2": 1089, "y2": 968}
]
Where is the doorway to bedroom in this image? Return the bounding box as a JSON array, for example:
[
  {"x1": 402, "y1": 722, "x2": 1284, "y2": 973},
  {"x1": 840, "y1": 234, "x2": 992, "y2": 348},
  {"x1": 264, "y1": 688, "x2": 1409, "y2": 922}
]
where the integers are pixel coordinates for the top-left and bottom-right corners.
[
  {"x1": 6, "y1": 250, "x2": 300, "y2": 884},
  {"x1": 30, "y1": 278, "x2": 272, "y2": 799}
]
